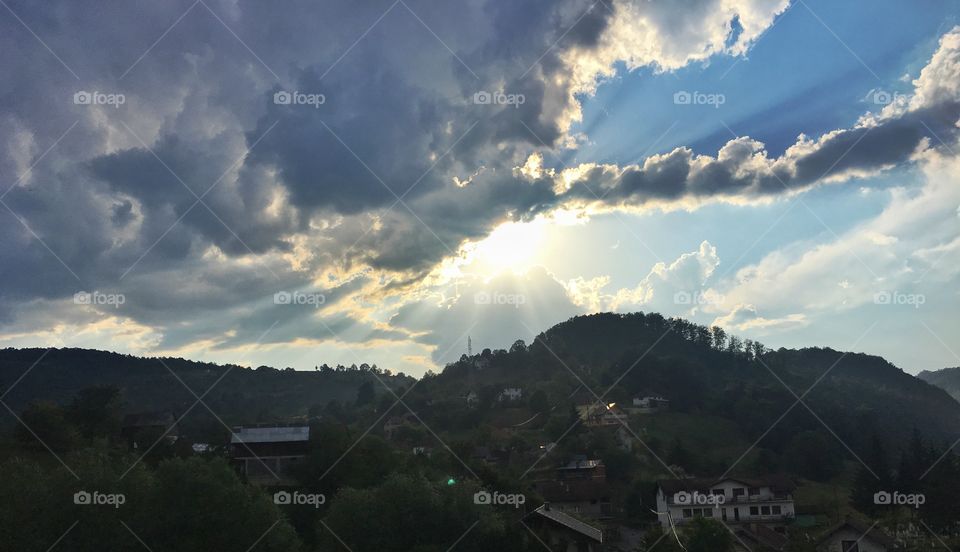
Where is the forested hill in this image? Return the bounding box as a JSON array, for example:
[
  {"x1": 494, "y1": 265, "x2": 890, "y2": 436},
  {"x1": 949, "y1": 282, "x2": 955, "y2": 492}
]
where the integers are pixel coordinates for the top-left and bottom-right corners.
[
  {"x1": 418, "y1": 312, "x2": 960, "y2": 459},
  {"x1": 0, "y1": 347, "x2": 413, "y2": 437},
  {"x1": 919, "y1": 366, "x2": 960, "y2": 402}
]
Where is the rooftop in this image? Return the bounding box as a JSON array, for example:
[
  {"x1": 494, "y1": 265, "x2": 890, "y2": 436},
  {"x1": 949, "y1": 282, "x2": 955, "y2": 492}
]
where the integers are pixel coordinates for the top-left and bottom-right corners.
[
  {"x1": 658, "y1": 474, "x2": 796, "y2": 494},
  {"x1": 230, "y1": 425, "x2": 309, "y2": 444},
  {"x1": 531, "y1": 504, "x2": 603, "y2": 543}
]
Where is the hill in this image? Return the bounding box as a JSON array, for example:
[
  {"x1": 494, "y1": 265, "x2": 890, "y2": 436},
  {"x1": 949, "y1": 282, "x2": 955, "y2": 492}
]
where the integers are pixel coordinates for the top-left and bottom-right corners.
[
  {"x1": 0, "y1": 347, "x2": 413, "y2": 441},
  {"x1": 406, "y1": 312, "x2": 960, "y2": 477},
  {"x1": 918, "y1": 366, "x2": 960, "y2": 402}
]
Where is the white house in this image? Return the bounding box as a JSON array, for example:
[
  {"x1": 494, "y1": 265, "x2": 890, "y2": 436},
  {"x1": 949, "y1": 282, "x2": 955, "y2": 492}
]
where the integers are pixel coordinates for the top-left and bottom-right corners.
[
  {"x1": 655, "y1": 475, "x2": 796, "y2": 530},
  {"x1": 498, "y1": 387, "x2": 522, "y2": 402},
  {"x1": 631, "y1": 396, "x2": 669, "y2": 412}
]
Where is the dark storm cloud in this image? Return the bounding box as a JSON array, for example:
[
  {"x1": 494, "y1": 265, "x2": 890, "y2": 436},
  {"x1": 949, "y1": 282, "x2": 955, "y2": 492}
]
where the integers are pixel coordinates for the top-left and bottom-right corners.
[{"x1": 0, "y1": 0, "x2": 954, "y2": 355}]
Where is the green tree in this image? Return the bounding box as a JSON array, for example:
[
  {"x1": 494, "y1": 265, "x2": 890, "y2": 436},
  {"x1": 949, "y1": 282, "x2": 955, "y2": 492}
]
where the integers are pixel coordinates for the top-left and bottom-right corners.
[
  {"x1": 70, "y1": 385, "x2": 123, "y2": 439},
  {"x1": 355, "y1": 380, "x2": 375, "y2": 407},
  {"x1": 685, "y1": 518, "x2": 734, "y2": 552},
  {"x1": 15, "y1": 401, "x2": 79, "y2": 452}
]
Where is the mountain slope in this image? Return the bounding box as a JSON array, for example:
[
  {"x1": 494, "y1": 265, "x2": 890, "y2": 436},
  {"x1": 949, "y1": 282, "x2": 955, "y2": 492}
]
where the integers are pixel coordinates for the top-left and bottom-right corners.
[
  {"x1": 919, "y1": 367, "x2": 960, "y2": 402},
  {"x1": 0, "y1": 347, "x2": 412, "y2": 438},
  {"x1": 414, "y1": 312, "x2": 960, "y2": 470}
]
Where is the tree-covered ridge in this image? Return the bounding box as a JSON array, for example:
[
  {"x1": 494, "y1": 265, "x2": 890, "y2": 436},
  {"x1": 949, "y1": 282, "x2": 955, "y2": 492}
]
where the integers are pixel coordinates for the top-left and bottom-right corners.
[{"x1": 0, "y1": 346, "x2": 413, "y2": 440}]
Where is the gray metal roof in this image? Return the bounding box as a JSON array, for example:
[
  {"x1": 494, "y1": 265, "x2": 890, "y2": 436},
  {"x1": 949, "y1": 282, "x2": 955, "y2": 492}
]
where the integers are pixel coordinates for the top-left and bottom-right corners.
[
  {"x1": 532, "y1": 505, "x2": 603, "y2": 542},
  {"x1": 230, "y1": 425, "x2": 309, "y2": 444}
]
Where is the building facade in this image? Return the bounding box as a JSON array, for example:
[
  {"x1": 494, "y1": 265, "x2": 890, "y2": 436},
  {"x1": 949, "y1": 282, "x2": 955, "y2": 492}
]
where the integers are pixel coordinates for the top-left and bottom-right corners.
[{"x1": 655, "y1": 476, "x2": 796, "y2": 530}]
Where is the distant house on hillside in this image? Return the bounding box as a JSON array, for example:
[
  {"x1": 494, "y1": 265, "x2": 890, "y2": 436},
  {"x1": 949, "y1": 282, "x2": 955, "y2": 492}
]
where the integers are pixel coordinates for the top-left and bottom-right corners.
[
  {"x1": 816, "y1": 518, "x2": 897, "y2": 552},
  {"x1": 525, "y1": 503, "x2": 604, "y2": 552},
  {"x1": 464, "y1": 390, "x2": 479, "y2": 407},
  {"x1": 121, "y1": 411, "x2": 179, "y2": 449},
  {"x1": 383, "y1": 412, "x2": 418, "y2": 440},
  {"x1": 498, "y1": 387, "x2": 522, "y2": 402},
  {"x1": 531, "y1": 457, "x2": 614, "y2": 519},
  {"x1": 655, "y1": 475, "x2": 795, "y2": 530},
  {"x1": 576, "y1": 401, "x2": 628, "y2": 427},
  {"x1": 230, "y1": 424, "x2": 309, "y2": 486},
  {"x1": 630, "y1": 396, "x2": 669, "y2": 413}
]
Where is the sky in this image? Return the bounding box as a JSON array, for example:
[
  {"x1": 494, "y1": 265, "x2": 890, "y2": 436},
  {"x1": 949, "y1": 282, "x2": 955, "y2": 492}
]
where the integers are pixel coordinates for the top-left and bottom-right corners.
[{"x1": 0, "y1": 0, "x2": 958, "y2": 376}]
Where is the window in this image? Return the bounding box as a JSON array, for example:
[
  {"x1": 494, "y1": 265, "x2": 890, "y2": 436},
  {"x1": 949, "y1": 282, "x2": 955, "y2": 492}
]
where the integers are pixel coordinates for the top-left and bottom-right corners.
[
  {"x1": 683, "y1": 509, "x2": 693, "y2": 518},
  {"x1": 733, "y1": 488, "x2": 745, "y2": 497},
  {"x1": 772, "y1": 505, "x2": 782, "y2": 515},
  {"x1": 711, "y1": 489, "x2": 724, "y2": 496},
  {"x1": 703, "y1": 509, "x2": 713, "y2": 518},
  {"x1": 841, "y1": 541, "x2": 860, "y2": 552},
  {"x1": 749, "y1": 506, "x2": 759, "y2": 516},
  {"x1": 761, "y1": 506, "x2": 771, "y2": 515}
]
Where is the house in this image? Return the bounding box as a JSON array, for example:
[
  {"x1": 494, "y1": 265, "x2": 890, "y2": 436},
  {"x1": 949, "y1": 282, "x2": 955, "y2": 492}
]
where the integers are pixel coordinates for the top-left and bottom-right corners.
[
  {"x1": 525, "y1": 503, "x2": 604, "y2": 552},
  {"x1": 498, "y1": 387, "x2": 522, "y2": 402},
  {"x1": 557, "y1": 457, "x2": 607, "y2": 480},
  {"x1": 464, "y1": 390, "x2": 479, "y2": 406},
  {"x1": 230, "y1": 424, "x2": 310, "y2": 486},
  {"x1": 816, "y1": 518, "x2": 897, "y2": 552},
  {"x1": 412, "y1": 446, "x2": 432, "y2": 456},
  {"x1": 655, "y1": 475, "x2": 796, "y2": 529},
  {"x1": 531, "y1": 479, "x2": 614, "y2": 519},
  {"x1": 531, "y1": 457, "x2": 614, "y2": 519},
  {"x1": 471, "y1": 446, "x2": 509, "y2": 466},
  {"x1": 383, "y1": 412, "x2": 418, "y2": 440},
  {"x1": 121, "y1": 411, "x2": 179, "y2": 449},
  {"x1": 576, "y1": 401, "x2": 628, "y2": 427},
  {"x1": 630, "y1": 396, "x2": 669, "y2": 413}
]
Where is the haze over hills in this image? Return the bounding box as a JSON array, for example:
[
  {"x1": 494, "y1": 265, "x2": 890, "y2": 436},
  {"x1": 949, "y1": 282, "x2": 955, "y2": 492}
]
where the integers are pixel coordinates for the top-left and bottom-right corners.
[
  {"x1": 3, "y1": 313, "x2": 958, "y2": 462},
  {"x1": 918, "y1": 367, "x2": 960, "y2": 402}
]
